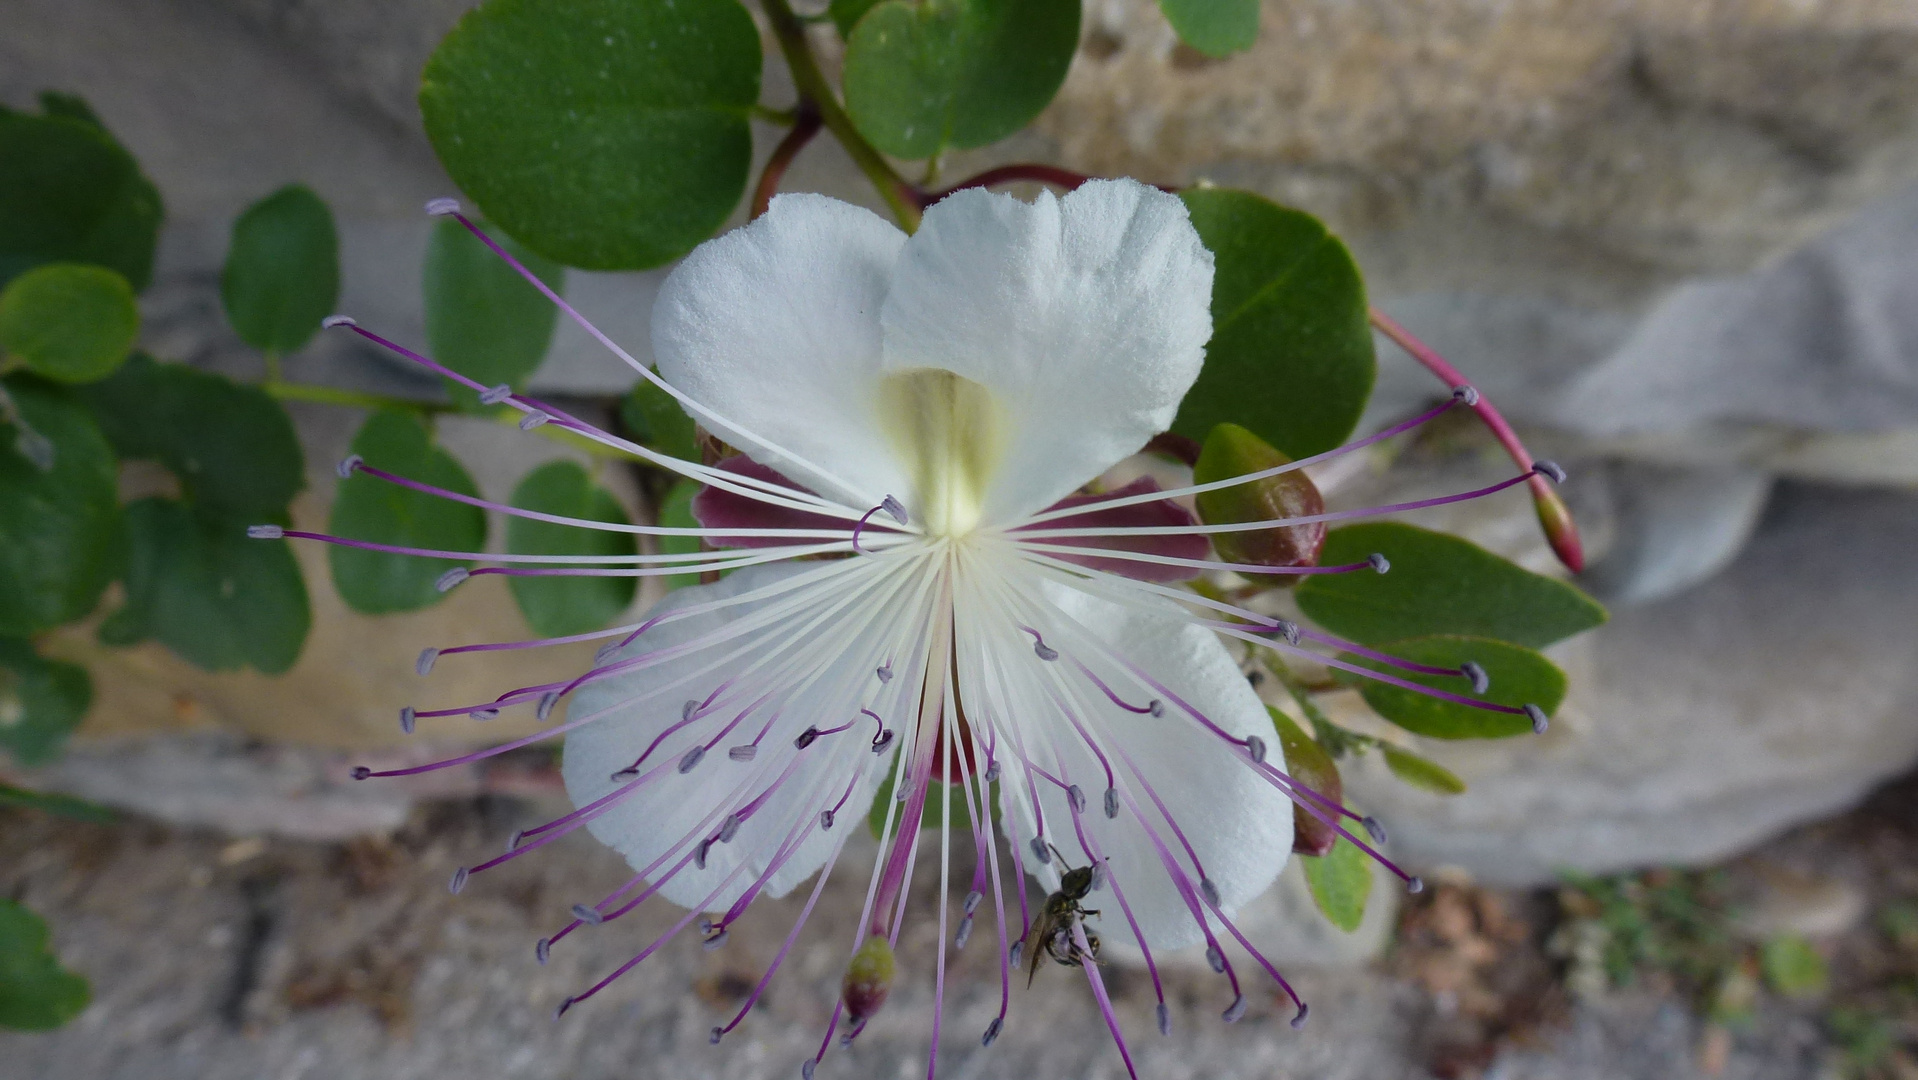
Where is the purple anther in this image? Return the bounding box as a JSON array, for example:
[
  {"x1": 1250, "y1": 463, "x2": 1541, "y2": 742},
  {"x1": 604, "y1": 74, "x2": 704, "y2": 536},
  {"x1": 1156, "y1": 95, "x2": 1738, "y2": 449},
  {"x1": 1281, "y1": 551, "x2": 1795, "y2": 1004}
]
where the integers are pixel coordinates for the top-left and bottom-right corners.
[
  {"x1": 336, "y1": 453, "x2": 363, "y2": 479},
  {"x1": 1200, "y1": 878, "x2": 1221, "y2": 908},
  {"x1": 321, "y1": 314, "x2": 357, "y2": 329},
  {"x1": 536, "y1": 691, "x2": 560, "y2": 722},
  {"x1": 984, "y1": 760, "x2": 1002, "y2": 783},
  {"x1": 610, "y1": 766, "x2": 638, "y2": 781},
  {"x1": 1270, "y1": 620, "x2": 1302, "y2": 646},
  {"x1": 682, "y1": 700, "x2": 700, "y2": 721},
  {"x1": 703, "y1": 928, "x2": 729, "y2": 951},
  {"x1": 1291, "y1": 1003, "x2": 1311, "y2": 1029},
  {"x1": 895, "y1": 783, "x2": 909, "y2": 803},
  {"x1": 1452, "y1": 384, "x2": 1480, "y2": 406},
  {"x1": 554, "y1": 997, "x2": 574, "y2": 1020},
  {"x1": 694, "y1": 839, "x2": 712, "y2": 870},
  {"x1": 729, "y1": 745, "x2": 758, "y2": 762},
  {"x1": 571, "y1": 903, "x2": 603, "y2": 925},
  {"x1": 435, "y1": 567, "x2": 469, "y2": 593},
  {"x1": 1245, "y1": 735, "x2": 1267, "y2": 764},
  {"x1": 953, "y1": 916, "x2": 973, "y2": 950},
  {"x1": 1367, "y1": 552, "x2": 1391, "y2": 574},
  {"x1": 519, "y1": 411, "x2": 550, "y2": 431},
  {"x1": 247, "y1": 524, "x2": 283, "y2": 539},
  {"x1": 1525, "y1": 704, "x2": 1549, "y2": 733},
  {"x1": 470, "y1": 708, "x2": 499, "y2": 722},
  {"x1": 1068, "y1": 785, "x2": 1087, "y2": 813},
  {"x1": 1148, "y1": 698, "x2": 1166, "y2": 717},
  {"x1": 351, "y1": 766, "x2": 372, "y2": 780},
  {"x1": 1205, "y1": 945, "x2": 1225, "y2": 973},
  {"x1": 1461, "y1": 660, "x2": 1490, "y2": 694},
  {"x1": 448, "y1": 867, "x2": 469, "y2": 894},
  {"x1": 794, "y1": 726, "x2": 820, "y2": 750},
  {"x1": 870, "y1": 729, "x2": 894, "y2": 755},
  {"x1": 1029, "y1": 837, "x2": 1051, "y2": 864},
  {"x1": 534, "y1": 937, "x2": 550, "y2": 965},
  {"x1": 1533, "y1": 459, "x2": 1567, "y2": 484},
  {"x1": 718, "y1": 813, "x2": 742, "y2": 844},
  {"x1": 851, "y1": 496, "x2": 907, "y2": 553},
  {"x1": 1223, "y1": 995, "x2": 1247, "y2": 1024},
  {"x1": 963, "y1": 890, "x2": 983, "y2": 915},
  {"x1": 709, "y1": 1026, "x2": 723, "y2": 1045},
  {"x1": 1008, "y1": 941, "x2": 1025, "y2": 967},
  {"x1": 1157, "y1": 1003, "x2": 1172, "y2": 1036},
  {"x1": 399, "y1": 706, "x2": 416, "y2": 735},
  {"x1": 818, "y1": 808, "x2": 835, "y2": 830},
  {"x1": 1034, "y1": 640, "x2": 1059, "y2": 662},
  {"x1": 678, "y1": 745, "x2": 706, "y2": 774},
  {"x1": 416, "y1": 648, "x2": 438, "y2": 676},
  {"x1": 880, "y1": 495, "x2": 907, "y2": 524},
  {"x1": 479, "y1": 383, "x2": 514, "y2": 406},
  {"x1": 595, "y1": 642, "x2": 620, "y2": 666},
  {"x1": 424, "y1": 197, "x2": 462, "y2": 216},
  {"x1": 1407, "y1": 876, "x2": 1425, "y2": 894},
  {"x1": 1104, "y1": 788, "x2": 1120, "y2": 819},
  {"x1": 982, "y1": 1017, "x2": 1003, "y2": 1047},
  {"x1": 506, "y1": 830, "x2": 524, "y2": 851},
  {"x1": 1363, "y1": 816, "x2": 1388, "y2": 845},
  {"x1": 876, "y1": 663, "x2": 893, "y2": 684},
  {"x1": 802, "y1": 1060, "x2": 817, "y2": 1080}
]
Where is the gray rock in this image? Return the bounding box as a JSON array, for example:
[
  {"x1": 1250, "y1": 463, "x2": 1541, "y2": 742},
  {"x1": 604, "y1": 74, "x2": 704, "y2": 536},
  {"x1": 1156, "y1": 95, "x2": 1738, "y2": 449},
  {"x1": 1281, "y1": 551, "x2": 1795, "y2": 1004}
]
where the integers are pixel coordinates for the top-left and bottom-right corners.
[{"x1": 1578, "y1": 463, "x2": 1774, "y2": 607}]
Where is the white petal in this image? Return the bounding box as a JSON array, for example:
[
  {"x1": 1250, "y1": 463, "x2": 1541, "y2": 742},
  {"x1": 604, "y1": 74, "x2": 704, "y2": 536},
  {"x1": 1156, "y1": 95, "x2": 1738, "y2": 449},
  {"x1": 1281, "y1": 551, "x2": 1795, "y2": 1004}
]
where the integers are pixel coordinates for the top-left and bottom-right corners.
[
  {"x1": 984, "y1": 573, "x2": 1292, "y2": 951},
  {"x1": 880, "y1": 180, "x2": 1214, "y2": 526},
  {"x1": 652, "y1": 194, "x2": 910, "y2": 509},
  {"x1": 562, "y1": 562, "x2": 889, "y2": 911}
]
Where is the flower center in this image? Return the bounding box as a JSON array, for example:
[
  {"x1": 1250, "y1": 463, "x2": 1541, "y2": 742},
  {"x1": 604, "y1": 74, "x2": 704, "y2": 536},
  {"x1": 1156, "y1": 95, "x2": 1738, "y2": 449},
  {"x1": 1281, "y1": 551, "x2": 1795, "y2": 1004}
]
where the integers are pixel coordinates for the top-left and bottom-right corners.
[{"x1": 877, "y1": 368, "x2": 1006, "y2": 538}]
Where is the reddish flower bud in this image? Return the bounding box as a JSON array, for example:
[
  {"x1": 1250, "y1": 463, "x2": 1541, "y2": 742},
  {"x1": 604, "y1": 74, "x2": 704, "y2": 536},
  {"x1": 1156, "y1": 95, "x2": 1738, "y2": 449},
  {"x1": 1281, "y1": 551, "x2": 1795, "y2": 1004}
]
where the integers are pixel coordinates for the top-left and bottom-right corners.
[
  {"x1": 841, "y1": 935, "x2": 896, "y2": 1024},
  {"x1": 1194, "y1": 423, "x2": 1326, "y2": 581}
]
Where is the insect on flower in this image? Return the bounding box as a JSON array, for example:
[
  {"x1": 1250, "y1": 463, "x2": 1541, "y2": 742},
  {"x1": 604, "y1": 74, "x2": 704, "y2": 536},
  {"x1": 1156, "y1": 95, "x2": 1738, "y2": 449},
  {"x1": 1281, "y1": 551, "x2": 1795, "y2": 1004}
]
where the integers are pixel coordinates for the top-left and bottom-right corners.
[{"x1": 264, "y1": 179, "x2": 1562, "y2": 1078}]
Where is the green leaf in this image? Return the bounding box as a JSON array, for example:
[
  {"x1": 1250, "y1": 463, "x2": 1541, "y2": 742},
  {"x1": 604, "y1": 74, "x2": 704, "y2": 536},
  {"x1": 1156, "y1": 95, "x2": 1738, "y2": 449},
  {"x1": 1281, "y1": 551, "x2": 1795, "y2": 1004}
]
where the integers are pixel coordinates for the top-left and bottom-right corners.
[
  {"x1": 620, "y1": 376, "x2": 699, "y2": 462},
  {"x1": 1174, "y1": 189, "x2": 1374, "y2": 461},
  {"x1": 81, "y1": 354, "x2": 304, "y2": 522},
  {"x1": 656, "y1": 477, "x2": 705, "y2": 592},
  {"x1": 327, "y1": 411, "x2": 486, "y2": 614},
  {"x1": 0, "y1": 263, "x2": 138, "y2": 383},
  {"x1": 505, "y1": 461, "x2": 637, "y2": 637},
  {"x1": 1296, "y1": 523, "x2": 1607, "y2": 648},
  {"x1": 221, "y1": 184, "x2": 339, "y2": 355},
  {"x1": 424, "y1": 216, "x2": 564, "y2": 407},
  {"x1": 0, "y1": 781, "x2": 114, "y2": 823},
  {"x1": 1380, "y1": 742, "x2": 1467, "y2": 795},
  {"x1": 420, "y1": 0, "x2": 761, "y2": 270},
  {"x1": 35, "y1": 92, "x2": 104, "y2": 130},
  {"x1": 829, "y1": 0, "x2": 887, "y2": 37},
  {"x1": 1339, "y1": 635, "x2": 1565, "y2": 740},
  {"x1": 843, "y1": 0, "x2": 1081, "y2": 160},
  {"x1": 0, "y1": 378, "x2": 121, "y2": 636},
  {"x1": 99, "y1": 499, "x2": 310, "y2": 674},
  {"x1": 1267, "y1": 706, "x2": 1342, "y2": 855},
  {"x1": 1301, "y1": 834, "x2": 1371, "y2": 932},
  {"x1": 1760, "y1": 934, "x2": 1829, "y2": 999},
  {"x1": 0, "y1": 639, "x2": 92, "y2": 767},
  {"x1": 1158, "y1": 0, "x2": 1259, "y2": 57},
  {"x1": 0, "y1": 899, "x2": 90, "y2": 1030},
  {"x1": 0, "y1": 106, "x2": 162, "y2": 292}
]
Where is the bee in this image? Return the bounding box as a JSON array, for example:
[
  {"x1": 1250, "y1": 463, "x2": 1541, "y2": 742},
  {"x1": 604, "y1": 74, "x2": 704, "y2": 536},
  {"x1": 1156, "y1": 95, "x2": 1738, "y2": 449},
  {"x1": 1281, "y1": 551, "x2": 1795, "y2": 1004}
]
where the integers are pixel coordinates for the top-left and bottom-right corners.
[{"x1": 1022, "y1": 847, "x2": 1103, "y2": 986}]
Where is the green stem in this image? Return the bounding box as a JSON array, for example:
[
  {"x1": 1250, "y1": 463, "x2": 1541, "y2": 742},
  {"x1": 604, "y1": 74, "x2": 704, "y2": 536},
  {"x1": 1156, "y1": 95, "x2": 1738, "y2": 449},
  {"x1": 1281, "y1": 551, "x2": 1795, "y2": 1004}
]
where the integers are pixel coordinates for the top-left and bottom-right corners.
[
  {"x1": 1268, "y1": 660, "x2": 1370, "y2": 757},
  {"x1": 761, "y1": 0, "x2": 923, "y2": 232},
  {"x1": 751, "y1": 103, "x2": 800, "y2": 125}
]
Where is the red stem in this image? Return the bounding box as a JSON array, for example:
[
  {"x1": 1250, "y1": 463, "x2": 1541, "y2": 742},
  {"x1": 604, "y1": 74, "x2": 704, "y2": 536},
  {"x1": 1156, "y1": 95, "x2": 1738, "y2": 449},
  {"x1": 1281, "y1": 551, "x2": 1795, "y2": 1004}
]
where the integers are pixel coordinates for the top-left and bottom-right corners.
[
  {"x1": 1368, "y1": 307, "x2": 1585, "y2": 572},
  {"x1": 751, "y1": 99, "x2": 824, "y2": 220}
]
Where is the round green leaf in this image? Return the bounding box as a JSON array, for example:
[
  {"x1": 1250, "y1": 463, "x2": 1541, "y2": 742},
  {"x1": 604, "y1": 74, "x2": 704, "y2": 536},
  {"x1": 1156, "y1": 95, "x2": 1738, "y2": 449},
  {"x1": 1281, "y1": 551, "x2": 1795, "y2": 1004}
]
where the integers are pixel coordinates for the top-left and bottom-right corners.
[
  {"x1": 0, "y1": 107, "x2": 162, "y2": 292},
  {"x1": 1339, "y1": 635, "x2": 1566, "y2": 740},
  {"x1": 505, "y1": 461, "x2": 637, "y2": 637},
  {"x1": 1158, "y1": 0, "x2": 1259, "y2": 57},
  {"x1": 656, "y1": 477, "x2": 705, "y2": 592},
  {"x1": 419, "y1": 0, "x2": 761, "y2": 270},
  {"x1": 425, "y1": 217, "x2": 564, "y2": 407},
  {"x1": 1379, "y1": 743, "x2": 1467, "y2": 795},
  {"x1": 80, "y1": 354, "x2": 304, "y2": 522},
  {"x1": 1297, "y1": 522, "x2": 1607, "y2": 648},
  {"x1": 829, "y1": 0, "x2": 886, "y2": 37},
  {"x1": 1174, "y1": 189, "x2": 1375, "y2": 461},
  {"x1": 1301, "y1": 834, "x2": 1371, "y2": 933},
  {"x1": 0, "y1": 264, "x2": 137, "y2": 383},
  {"x1": 99, "y1": 499, "x2": 311, "y2": 674},
  {"x1": 221, "y1": 185, "x2": 339, "y2": 355},
  {"x1": 327, "y1": 411, "x2": 486, "y2": 614},
  {"x1": 620, "y1": 376, "x2": 699, "y2": 463},
  {"x1": 843, "y1": 0, "x2": 1081, "y2": 159},
  {"x1": 0, "y1": 378, "x2": 122, "y2": 636},
  {"x1": 0, "y1": 899, "x2": 90, "y2": 1031},
  {"x1": 0, "y1": 638, "x2": 92, "y2": 768}
]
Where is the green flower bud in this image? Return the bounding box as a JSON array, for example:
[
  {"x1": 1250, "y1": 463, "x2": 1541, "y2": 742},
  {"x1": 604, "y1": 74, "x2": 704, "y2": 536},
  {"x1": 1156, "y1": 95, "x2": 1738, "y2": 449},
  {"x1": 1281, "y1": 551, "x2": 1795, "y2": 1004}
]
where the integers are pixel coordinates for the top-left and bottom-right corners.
[{"x1": 841, "y1": 934, "x2": 896, "y2": 1023}]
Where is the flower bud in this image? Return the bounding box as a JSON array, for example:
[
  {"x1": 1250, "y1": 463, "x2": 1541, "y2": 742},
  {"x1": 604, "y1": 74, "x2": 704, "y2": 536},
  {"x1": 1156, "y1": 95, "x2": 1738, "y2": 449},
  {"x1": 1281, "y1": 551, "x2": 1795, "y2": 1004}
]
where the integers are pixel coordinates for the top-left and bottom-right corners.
[
  {"x1": 1194, "y1": 423, "x2": 1326, "y2": 581},
  {"x1": 1529, "y1": 475, "x2": 1585, "y2": 572},
  {"x1": 1266, "y1": 707, "x2": 1343, "y2": 856},
  {"x1": 841, "y1": 935, "x2": 896, "y2": 1024}
]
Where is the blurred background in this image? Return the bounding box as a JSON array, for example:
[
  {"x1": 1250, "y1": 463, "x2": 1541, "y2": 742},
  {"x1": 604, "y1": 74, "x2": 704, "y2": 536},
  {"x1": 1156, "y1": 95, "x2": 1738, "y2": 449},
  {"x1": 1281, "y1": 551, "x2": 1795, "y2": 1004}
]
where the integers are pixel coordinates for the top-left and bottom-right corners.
[{"x1": 3, "y1": 0, "x2": 1918, "y2": 1077}]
